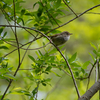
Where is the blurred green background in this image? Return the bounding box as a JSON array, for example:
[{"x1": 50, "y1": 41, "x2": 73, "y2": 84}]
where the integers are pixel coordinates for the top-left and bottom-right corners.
[{"x1": 0, "y1": 0, "x2": 100, "y2": 100}]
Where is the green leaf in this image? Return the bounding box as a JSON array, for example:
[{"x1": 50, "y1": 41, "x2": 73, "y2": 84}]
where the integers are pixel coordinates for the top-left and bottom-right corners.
[
  {"x1": 81, "y1": 68, "x2": 85, "y2": 74},
  {"x1": 38, "y1": 50, "x2": 43, "y2": 56},
  {"x1": 0, "y1": 40, "x2": 4, "y2": 44},
  {"x1": 70, "y1": 62, "x2": 80, "y2": 67},
  {"x1": 33, "y1": 2, "x2": 38, "y2": 9},
  {"x1": 89, "y1": 53, "x2": 95, "y2": 61},
  {"x1": 55, "y1": 0, "x2": 61, "y2": 8},
  {"x1": 82, "y1": 61, "x2": 90, "y2": 69},
  {"x1": 45, "y1": 66, "x2": 52, "y2": 72},
  {"x1": 68, "y1": 52, "x2": 77, "y2": 63},
  {"x1": 21, "y1": 9, "x2": 26, "y2": 15},
  {"x1": 17, "y1": 17, "x2": 25, "y2": 25},
  {"x1": 3, "y1": 74, "x2": 16, "y2": 80},
  {"x1": 35, "y1": 51, "x2": 40, "y2": 58},
  {"x1": 42, "y1": 82, "x2": 46, "y2": 86},
  {"x1": 2, "y1": 32, "x2": 7, "y2": 38},
  {"x1": 28, "y1": 55, "x2": 36, "y2": 62},
  {"x1": 3, "y1": 38, "x2": 15, "y2": 41},
  {"x1": 0, "y1": 57, "x2": 4, "y2": 63},
  {"x1": 93, "y1": 50, "x2": 97, "y2": 55},
  {"x1": 32, "y1": 87, "x2": 38, "y2": 96},
  {"x1": 3, "y1": 3, "x2": 7, "y2": 9},
  {"x1": 51, "y1": 71, "x2": 61, "y2": 77},
  {"x1": 0, "y1": 27, "x2": 4, "y2": 35},
  {"x1": 0, "y1": 46, "x2": 9, "y2": 49},
  {"x1": 37, "y1": 2, "x2": 43, "y2": 17},
  {"x1": 90, "y1": 43, "x2": 97, "y2": 50}
]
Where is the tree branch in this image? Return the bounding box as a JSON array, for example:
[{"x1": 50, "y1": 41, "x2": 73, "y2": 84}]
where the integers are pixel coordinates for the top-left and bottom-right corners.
[
  {"x1": 78, "y1": 79, "x2": 100, "y2": 100},
  {"x1": 46, "y1": 4, "x2": 100, "y2": 34},
  {"x1": 63, "y1": 0, "x2": 78, "y2": 17}
]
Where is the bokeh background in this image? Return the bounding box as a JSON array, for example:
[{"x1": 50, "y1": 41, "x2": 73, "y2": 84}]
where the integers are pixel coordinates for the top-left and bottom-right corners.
[{"x1": 0, "y1": 0, "x2": 100, "y2": 100}]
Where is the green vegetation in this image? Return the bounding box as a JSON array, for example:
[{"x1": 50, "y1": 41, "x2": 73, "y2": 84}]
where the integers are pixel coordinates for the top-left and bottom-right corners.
[{"x1": 0, "y1": 0, "x2": 100, "y2": 100}]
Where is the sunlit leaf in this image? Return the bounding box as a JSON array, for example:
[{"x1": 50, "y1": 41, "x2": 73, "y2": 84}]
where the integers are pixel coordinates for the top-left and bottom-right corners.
[
  {"x1": 82, "y1": 61, "x2": 90, "y2": 69},
  {"x1": 28, "y1": 55, "x2": 36, "y2": 62},
  {"x1": 68, "y1": 52, "x2": 77, "y2": 63},
  {"x1": 3, "y1": 74, "x2": 16, "y2": 80},
  {"x1": 38, "y1": 50, "x2": 43, "y2": 56},
  {"x1": 90, "y1": 43, "x2": 97, "y2": 50},
  {"x1": 89, "y1": 53, "x2": 95, "y2": 61}
]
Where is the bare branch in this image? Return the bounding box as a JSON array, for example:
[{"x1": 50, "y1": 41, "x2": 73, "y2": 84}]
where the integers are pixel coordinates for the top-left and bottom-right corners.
[
  {"x1": 86, "y1": 60, "x2": 97, "y2": 90},
  {"x1": 0, "y1": 5, "x2": 36, "y2": 38},
  {"x1": 46, "y1": 4, "x2": 100, "y2": 34},
  {"x1": 1, "y1": 37, "x2": 50, "y2": 51},
  {"x1": 63, "y1": 0, "x2": 78, "y2": 17}
]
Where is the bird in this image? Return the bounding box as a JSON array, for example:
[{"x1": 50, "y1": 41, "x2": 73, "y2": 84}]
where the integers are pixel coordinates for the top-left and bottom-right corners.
[{"x1": 49, "y1": 31, "x2": 72, "y2": 46}]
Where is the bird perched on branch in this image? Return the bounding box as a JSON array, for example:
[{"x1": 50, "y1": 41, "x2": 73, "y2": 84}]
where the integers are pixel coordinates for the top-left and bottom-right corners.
[{"x1": 49, "y1": 31, "x2": 72, "y2": 46}]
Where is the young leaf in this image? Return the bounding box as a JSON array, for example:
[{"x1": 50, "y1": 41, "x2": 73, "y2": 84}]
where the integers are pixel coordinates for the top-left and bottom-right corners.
[
  {"x1": 89, "y1": 53, "x2": 96, "y2": 61},
  {"x1": 68, "y1": 52, "x2": 77, "y2": 63},
  {"x1": 38, "y1": 50, "x2": 43, "y2": 56},
  {"x1": 3, "y1": 74, "x2": 16, "y2": 80},
  {"x1": 93, "y1": 50, "x2": 97, "y2": 55},
  {"x1": 82, "y1": 61, "x2": 90, "y2": 69},
  {"x1": 90, "y1": 43, "x2": 97, "y2": 50},
  {"x1": 28, "y1": 55, "x2": 36, "y2": 62}
]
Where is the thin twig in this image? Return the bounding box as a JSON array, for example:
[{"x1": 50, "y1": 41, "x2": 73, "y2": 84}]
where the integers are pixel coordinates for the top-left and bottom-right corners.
[
  {"x1": 86, "y1": 60, "x2": 97, "y2": 90},
  {"x1": 1, "y1": 32, "x2": 34, "y2": 100},
  {"x1": 95, "y1": 59, "x2": 98, "y2": 82},
  {"x1": 45, "y1": 4, "x2": 100, "y2": 35},
  {"x1": 1, "y1": 4, "x2": 100, "y2": 99},
  {"x1": 97, "y1": 58, "x2": 100, "y2": 100},
  {"x1": 3, "y1": 39, "x2": 36, "y2": 57},
  {"x1": 55, "y1": 47, "x2": 80, "y2": 98},
  {"x1": 0, "y1": 7, "x2": 15, "y2": 33},
  {"x1": 0, "y1": 5, "x2": 36, "y2": 38},
  {"x1": 63, "y1": 0, "x2": 78, "y2": 17},
  {"x1": 1, "y1": 37, "x2": 50, "y2": 50},
  {"x1": 61, "y1": 68, "x2": 71, "y2": 77}
]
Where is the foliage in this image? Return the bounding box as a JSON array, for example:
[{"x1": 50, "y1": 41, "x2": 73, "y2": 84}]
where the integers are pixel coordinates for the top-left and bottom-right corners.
[{"x1": 0, "y1": 0, "x2": 100, "y2": 100}]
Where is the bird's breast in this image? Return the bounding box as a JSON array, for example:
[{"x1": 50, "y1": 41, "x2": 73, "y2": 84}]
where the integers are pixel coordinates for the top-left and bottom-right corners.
[{"x1": 64, "y1": 35, "x2": 70, "y2": 41}]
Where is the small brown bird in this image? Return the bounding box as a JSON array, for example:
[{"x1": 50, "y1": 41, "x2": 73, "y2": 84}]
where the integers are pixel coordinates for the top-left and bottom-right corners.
[{"x1": 49, "y1": 31, "x2": 72, "y2": 46}]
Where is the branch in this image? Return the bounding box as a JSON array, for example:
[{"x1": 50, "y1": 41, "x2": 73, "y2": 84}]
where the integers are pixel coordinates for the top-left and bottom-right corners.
[
  {"x1": 78, "y1": 79, "x2": 100, "y2": 100},
  {"x1": 1, "y1": 36, "x2": 33, "y2": 100},
  {"x1": 0, "y1": 37, "x2": 50, "y2": 51},
  {"x1": 63, "y1": 0, "x2": 78, "y2": 17},
  {"x1": 86, "y1": 60, "x2": 97, "y2": 90},
  {"x1": 0, "y1": 5, "x2": 36, "y2": 38},
  {"x1": 46, "y1": 4, "x2": 100, "y2": 34}
]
